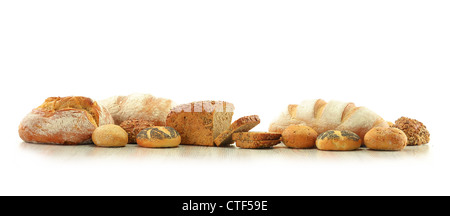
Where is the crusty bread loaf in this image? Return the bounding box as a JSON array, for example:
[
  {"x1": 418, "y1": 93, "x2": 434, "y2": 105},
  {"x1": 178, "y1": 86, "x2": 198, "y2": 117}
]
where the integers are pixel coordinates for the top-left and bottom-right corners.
[
  {"x1": 269, "y1": 99, "x2": 388, "y2": 140},
  {"x1": 213, "y1": 115, "x2": 260, "y2": 147},
  {"x1": 166, "y1": 101, "x2": 234, "y2": 146},
  {"x1": 100, "y1": 93, "x2": 175, "y2": 126},
  {"x1": 18, "y1": 96, "x2": 114, "y2": 144}
]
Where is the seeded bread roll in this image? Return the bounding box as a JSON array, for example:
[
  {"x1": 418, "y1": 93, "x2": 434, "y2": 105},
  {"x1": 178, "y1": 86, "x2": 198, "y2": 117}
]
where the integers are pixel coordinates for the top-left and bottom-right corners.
[
  {"x1": 136, "y1": 126, "x2": 181, "y2": 148},
  {"x1": 92, "y1": 124, "x2": 128, "y2": 147},
  {"x1": 393, "y1": 117, "x2": 430, "y2": 146},
  {"x1": 214, "y1": 115, "x2": 260, "y2": 147},
  {"x1": 281, "y1": 125, "x2": 318, "y2": 149},
  {"x1": 18, "y1": 96, "x2": 114, "y2": 145},
  {"x1": 364, "y1": 127, "x2": 407, "y2": 151},
  {"x1": 316, "y1": 130, "x2": 362, "y2": 151},
  {"x1": 166, "y1": 101, "x2": 234, "y2": 146},
  {"x1": 232, "y1": 132, "x2": 282, "y2": 141}
]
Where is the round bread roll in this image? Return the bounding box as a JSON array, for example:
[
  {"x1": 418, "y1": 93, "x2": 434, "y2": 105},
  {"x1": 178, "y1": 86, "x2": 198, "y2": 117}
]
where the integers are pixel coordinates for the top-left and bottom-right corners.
[
  {"x1": 364, "y1": 127, "x2": 407, "y2": 151},
  {"x1": 92, "y1": 124, "x2": 128, "y2": 147},
  {"x1": 316, "y1": 130, "x2": 361, "y2": 151},
  {"x1": 137, "y1": 126, "x2": 181, "y2": 148},
  {"x1": 281, "y1": 125, "x2": 318, "y2": 148},
  {"x1": 119, "y1": 119, "x2": 154, "y2": 144}
]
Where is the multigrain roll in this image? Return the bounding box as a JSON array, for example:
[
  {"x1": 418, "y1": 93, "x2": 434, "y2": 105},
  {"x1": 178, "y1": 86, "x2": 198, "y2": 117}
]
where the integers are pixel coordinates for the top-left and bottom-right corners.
[
  {"x1": 364, "y1": 127, "x2": 407, "y2": 151},
  {"x1": 281, "y1": 125, "x2": 318, "y2": 149},
  {"x1": 119, "y1": 119, "x2": 154, "y2": 144},
  {"x1": 316, "y1": 130, "x2": 362, "y2": 151},
  {"x1": 136, "y1": 126, "x2": 181, "y2": 148}
]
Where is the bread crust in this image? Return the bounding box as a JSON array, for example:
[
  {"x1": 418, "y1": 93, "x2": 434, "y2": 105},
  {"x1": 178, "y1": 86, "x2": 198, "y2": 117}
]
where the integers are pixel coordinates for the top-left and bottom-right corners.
[
  {"x1": 316, "y1": 130, "x2": 362, "y2": 151},
  {"x1": 18, "y1": 96, "x2": 114, "y2": 145},
  {"x1": 136, "y1": 126, "x2": 181, "y2": 148},
  {"x1": 119, "y1": 119, "x2": 154, "y2": 144},
  {"x1": 213, "y1": 115, "x2": 260, "y2": 147},
  {"x1": 166, "y1": 101, "x2": 234, "y2": 146},
  {"x1": 281, "y1": 125, "x2": 318, "y2": 149},
  {"x1": 235, "y1": 139, "x2": 281, "y2": 149},
  {"x1": 100, "y1": 93, "x2": 174, "y2": 126},
  {"x1": 232, "y1": 132, "x2": 282, "y2": 141},
  {"x1": 364, "y1": 127, "x2": 407, "y2": 151}
]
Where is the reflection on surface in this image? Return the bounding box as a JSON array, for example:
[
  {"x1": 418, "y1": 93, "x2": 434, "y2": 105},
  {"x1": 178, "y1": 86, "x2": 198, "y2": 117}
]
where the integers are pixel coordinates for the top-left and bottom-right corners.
[{"x1": 19, "y1": 141, "x2": 431, "y2": 163}]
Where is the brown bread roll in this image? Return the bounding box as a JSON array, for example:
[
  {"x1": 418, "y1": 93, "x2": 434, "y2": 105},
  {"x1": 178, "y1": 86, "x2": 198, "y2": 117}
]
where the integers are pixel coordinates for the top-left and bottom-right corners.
[
  {"x1": 281, "y1": 125, "x2": 318, "y2": 149},
  {"x1": 18, "y1": 96, "x2": 114, "y2": 145},
  {"x1": 364, "y1": 127, "x2": 407, "y2": 151},
  {"x1": 316, "y1": 130, "x2": 362, "y2": 151},
  {"x1": 392, "y1": 116, "x2": 430, "y2": 146},
  {"x1": 137, "y1": 126, "x2": 181, "y2": 148},
  {"x1": 92, "y1": 124, "x2": 128, "y2": 147}
]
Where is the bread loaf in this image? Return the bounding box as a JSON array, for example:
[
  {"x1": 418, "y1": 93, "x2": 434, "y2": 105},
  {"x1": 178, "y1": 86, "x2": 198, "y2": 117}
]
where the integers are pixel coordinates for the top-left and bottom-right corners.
[
  {"x1": 269, "y1": 99, "x2": 388, "y2": 140},
  {"x1": 213, "y1": 115, "x2": 260, "y2": 147},
  {"x1": 166, "y1": 101, "x2": 234, "y2": 146},
  {"x1": 100, "y1": 93, "x2": 175, "y2": 126},
  {"x1": 18, "y1": 96, "x2": 114, "y2": 144}
]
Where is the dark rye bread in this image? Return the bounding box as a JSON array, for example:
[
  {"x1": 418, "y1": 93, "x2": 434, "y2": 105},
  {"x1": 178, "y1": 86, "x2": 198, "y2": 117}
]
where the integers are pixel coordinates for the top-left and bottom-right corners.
[
  {"x1": 235, "y1": 139, "x2": 281, "y2": 149},
  {"x1": 232, "y1": 132, "x2": 281, "y2": 141},
  {"x1": 213, "y1": 115, "x2": 260, "y2": 147}
]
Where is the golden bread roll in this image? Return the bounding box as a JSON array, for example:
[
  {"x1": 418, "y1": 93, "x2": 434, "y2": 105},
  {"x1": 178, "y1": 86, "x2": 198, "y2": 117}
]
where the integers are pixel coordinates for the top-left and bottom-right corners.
[
  {"x1": 281, "y1": 125, "x2": 318, "y2": 148},
  {"x1": 136, "y1": 126, "x2": 181, "y2": 148},
  {"x1": 316, "y1": 130, "x2": 362, "y2": 151},
  {"x1": 364, "y1": 127, "x2": 407, "y2": 151},
  {"x1": 92, "y1": 124, "x2": 128, "y2": 147},
  {"x1": 18, "y1": 96, "x2": 114, "y2": 145}
]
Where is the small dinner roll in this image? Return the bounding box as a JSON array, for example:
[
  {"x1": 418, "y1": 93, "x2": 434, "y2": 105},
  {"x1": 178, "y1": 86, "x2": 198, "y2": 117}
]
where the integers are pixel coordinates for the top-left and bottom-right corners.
[
  {"x1": 92, "y1": 124, "x2": 128, "y2": 147},
  {"x1": 364, "y1": 127, "x2": 407, "y2": 151},
  {"x1": 316, "y1": 130, "x2": 362, "y2": 151},
  {"x1": 282, "y1": 125, "x2": 318, "y2": 148},
  {"x1": 136, "y1": 126, "x2": 181, "y2": 148}
]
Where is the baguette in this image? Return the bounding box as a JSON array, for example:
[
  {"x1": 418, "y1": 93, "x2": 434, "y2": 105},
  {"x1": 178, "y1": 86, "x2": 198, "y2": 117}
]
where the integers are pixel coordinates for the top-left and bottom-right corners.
[{"x1": 269, "y1": 99, "x2": 388, "y2": 140}]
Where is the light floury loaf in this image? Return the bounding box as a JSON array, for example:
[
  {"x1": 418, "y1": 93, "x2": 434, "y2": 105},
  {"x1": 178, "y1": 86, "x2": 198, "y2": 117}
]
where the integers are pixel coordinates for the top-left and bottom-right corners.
[
  {"x1": 18, "y1": 96, "x2": 114, "y2": 144},
  {"x1": 269, "y1": 99, "x2": 388, "y2": 140},
  {"x1": 100, "y1": 93, "x2": 175, "y2": 126},
  {"x1": 166, "y1": 101, "x2": 234, "y2": 146}
]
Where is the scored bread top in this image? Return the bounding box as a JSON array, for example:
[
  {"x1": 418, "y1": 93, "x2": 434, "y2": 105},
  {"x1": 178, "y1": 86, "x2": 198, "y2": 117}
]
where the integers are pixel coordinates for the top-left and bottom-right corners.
[
  {"x1": 36, "y1": 96, "x2": 101, "y2": 127},
  {"x1": 169, "y1": 100, "x2": 235, "y2": 114}
]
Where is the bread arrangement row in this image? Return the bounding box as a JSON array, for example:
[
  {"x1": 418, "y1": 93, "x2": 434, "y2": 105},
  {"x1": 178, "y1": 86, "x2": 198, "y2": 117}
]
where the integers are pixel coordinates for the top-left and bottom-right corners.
[{"x1": 18, "y1": 94, "x2": 430, "y2": 151}]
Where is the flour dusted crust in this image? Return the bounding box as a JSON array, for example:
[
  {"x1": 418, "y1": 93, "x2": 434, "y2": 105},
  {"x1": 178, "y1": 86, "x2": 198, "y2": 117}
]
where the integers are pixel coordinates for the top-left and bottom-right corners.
[
  {"x1": 166, "y1": 101, "x2": 234, "y2": 146},
  {"x1": 100, "y1": 93, "x2": 175, "y2": 126},
  {"x1": 213, "y1": 115, "x2": 260, "y2": 147},
  {"x1": 18, "y1": 96, "x2": 114, "y2": 145},
  {"x1": 269, "y1": 99, "x2": 388, "y2": 140}
]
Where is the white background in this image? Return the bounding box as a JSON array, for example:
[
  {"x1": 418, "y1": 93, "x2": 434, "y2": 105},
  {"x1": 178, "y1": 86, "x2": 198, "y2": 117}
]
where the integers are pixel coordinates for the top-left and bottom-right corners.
[{"x1": 0, "y1": 0, "x2": 449, "y2": 195}]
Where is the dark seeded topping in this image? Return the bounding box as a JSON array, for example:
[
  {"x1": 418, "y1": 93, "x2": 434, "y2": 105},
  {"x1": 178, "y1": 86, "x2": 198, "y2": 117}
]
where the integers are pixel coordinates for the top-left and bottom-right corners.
[
  {"x1": 340, "y1": 130, "x2": 361, "y2": 141},
  {"x1": 137, "y1": 128, "x2": 152, "y2": 139},
  {"x1": 318, "y1": 130, "x2": 339, "y2": 140},
  {"x1": 150, "y1": 128, "x2": 172, "y2": 140}
]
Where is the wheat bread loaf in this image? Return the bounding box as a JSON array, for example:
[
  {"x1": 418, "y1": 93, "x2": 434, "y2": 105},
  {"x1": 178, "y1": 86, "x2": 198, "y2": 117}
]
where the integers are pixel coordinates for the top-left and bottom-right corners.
[
  {"x1": 214, "y1": 115, "x2": 260, "y2": 147},
  {"x1": 166, "y1": 101, "x2": 234, "y2": 146}
]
